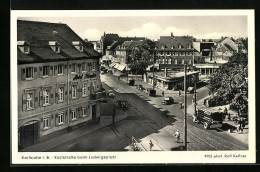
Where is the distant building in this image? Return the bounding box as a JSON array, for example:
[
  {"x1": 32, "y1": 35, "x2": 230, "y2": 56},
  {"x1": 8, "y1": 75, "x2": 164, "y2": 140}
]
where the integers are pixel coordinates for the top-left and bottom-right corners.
[
  {"x1": 17, "y1": 20, "x2": 104, "y2": 149},
  {"x1": 144, "y1": 68, "x2": 199, "y2": 90},
  {"x1": 154, "y1": 33, "x2": 195, "y2": 70}
]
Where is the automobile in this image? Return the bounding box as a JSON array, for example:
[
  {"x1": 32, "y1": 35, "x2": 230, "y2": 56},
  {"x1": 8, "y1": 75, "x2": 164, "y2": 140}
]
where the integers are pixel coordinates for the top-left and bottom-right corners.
[
  {"x1": 117, "y1": 100, "x2": 128, "y2": 110},
  {"x1": 128, "y1": 79, "x2": 135, "y2": 86},
  {"x1": 136, "y1": 84, "x2": 144, "y2": 90},
  {"x1": 107, "y1": 90, "x2": 115, "y2": 98},
  {"x1": 161, "y1": 96, "x2": 174, "y2": 105},
  {"x1": 187, "y1": 87, "x2": 194, "y2": 93},
  {"x1": 145, "y1": 88, "x2": 156, "y2": 97}
]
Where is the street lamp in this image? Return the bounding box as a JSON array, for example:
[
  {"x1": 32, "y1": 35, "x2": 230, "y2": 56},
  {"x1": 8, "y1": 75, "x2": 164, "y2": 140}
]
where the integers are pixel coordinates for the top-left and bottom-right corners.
[{"x1": 183, "y1": 63, "x2": 187, "y2": 150}]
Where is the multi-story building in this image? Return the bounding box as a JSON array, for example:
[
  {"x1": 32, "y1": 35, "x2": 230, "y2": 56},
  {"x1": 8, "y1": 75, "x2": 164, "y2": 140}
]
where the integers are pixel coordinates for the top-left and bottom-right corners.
[
  {"x1": 17, "y1": 20, "x2": 104, "y2": 149},
  {"x1": 154, "y1": 33, "x2": 195, "y2": 70}
]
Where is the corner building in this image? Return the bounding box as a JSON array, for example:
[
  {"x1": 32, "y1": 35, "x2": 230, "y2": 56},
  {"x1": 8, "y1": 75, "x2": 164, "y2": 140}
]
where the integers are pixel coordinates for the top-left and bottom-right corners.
[{"x1": 17, "y1": 20, "x2": 104, "y2": 149}]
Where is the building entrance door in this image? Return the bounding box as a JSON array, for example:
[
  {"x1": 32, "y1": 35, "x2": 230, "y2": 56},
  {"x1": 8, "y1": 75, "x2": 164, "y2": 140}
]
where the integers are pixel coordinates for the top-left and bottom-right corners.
[
  {"x1": 19, "y1": 121, "x2": 39, "y2": 149},
  {"x1": 92, "y1": 104, "x2": 97, "y2": 122}
]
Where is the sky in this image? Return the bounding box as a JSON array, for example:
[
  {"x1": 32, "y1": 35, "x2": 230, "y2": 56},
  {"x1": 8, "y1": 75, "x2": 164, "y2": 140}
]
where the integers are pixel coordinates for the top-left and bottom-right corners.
[{"x1": 19, "y1": 16, "x2": 248, "y2": 41}]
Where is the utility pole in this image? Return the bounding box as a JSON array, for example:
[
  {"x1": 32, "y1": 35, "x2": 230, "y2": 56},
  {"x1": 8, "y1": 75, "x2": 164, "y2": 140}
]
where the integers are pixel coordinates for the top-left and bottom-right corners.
[
  {"x1": 184, "y1": 64, "x2": 187, "y2": 150},
  {"x1": 152, "y1": 52, "x2": 155, "y2": 89},
  {"x1": 126, "y1": 55, "x2": 128, "y2": 83},
  {"x1": 194, "y1": 81, "x2": 197, "y2": 116}
]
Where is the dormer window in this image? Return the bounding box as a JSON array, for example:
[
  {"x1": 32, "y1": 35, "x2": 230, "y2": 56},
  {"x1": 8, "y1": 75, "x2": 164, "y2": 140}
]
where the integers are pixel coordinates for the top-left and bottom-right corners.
[
  {"x1": 171, "y1": 46, "x2": 174, "y2": 49},
  {"x1": 178, "y1": 44, "x2": 182, "y2": 49},
  {"x1": 161, "y1": 45, "x2": 165, "y2": 49},
  {"x1": 187, "y1": 44, "x2": 192, "y2": 49},
  {"x1": 17, "y1": 41, "x2": 30, "y2": 54},
  {"x1": 49, "y1": 41, "x2": 60, "y2": 53},
  {"x1": 72, "y1": 41, "x2": 83, "y2": 52}
]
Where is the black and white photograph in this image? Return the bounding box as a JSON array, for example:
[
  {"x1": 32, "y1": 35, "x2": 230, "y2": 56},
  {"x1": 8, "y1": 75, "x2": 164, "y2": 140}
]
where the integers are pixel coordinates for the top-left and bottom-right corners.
[{"x1": 11, "y1": 10, "x2": 255, "y2": 164}]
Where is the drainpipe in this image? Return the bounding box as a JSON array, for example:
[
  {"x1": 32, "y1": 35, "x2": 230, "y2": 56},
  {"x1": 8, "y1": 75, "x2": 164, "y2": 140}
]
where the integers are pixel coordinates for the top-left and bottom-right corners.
[{"x1": 67, "y1": 60, "x2": 70, "y2": 127}]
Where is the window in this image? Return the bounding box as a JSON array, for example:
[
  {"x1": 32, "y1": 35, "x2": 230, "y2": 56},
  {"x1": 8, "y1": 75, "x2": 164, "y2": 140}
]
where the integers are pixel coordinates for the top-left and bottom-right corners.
[
  {"x1": 43, "y1": 90, "x2": 50, "y2": 105},
  {"x1": 160, "y1": 52, "x2": 163, "y2": 55},
  {"x1": 58, "y1": 65, "x2": 63, "y2": 75},
  {"x1": 24, "y1": 46, "x2": 30, "y2": 53},
  {"x1": 26, "y1": 93, "x2": 33, "y2": 109},
  {"x1": 182, "y1": 59, "x2": 184, "y2": 64},
  {"x1": 82, "y1": 63, "x2": 87, "y2": 72},
  {"x1": 181, "y1": 52, "x2": 185, "y2": 56},
  {"x1": 58, "y1": 113, "x2": 64, "y2": 124},
  {"x1": 72, "y1": 110, "x2": 76, "y2": 120},
  {"x1": 58, "y1": 87, "x2": 64, "y2": 102},
  {"x1": 72, "y1": 85, "x2": 77, "y2": 98},
  {"x1": 55, "y1": 46, "x2": 60, "y2": 53},
  {"x1": 178, "y1": 44, "x2": 182, "y2": 49},
  {"x1": 43, "y1": 66, "x2": 49, "y2": 76},
  {"x1": 82, "y1": 83, "x2": 87, "y2": 96},
  {"x1": 43, "y1": 118, "x2": 50, "y2": 129},
  {"x1": 175, "y1": 59, "x2": 178, "y2": 64},
  {"x1": 26, "y1": 67, "x2": 33, "y2": 79},
  {"x1": 79, "y1": 46, "x2": 83, "y2": 52},
  {"x1": 167, "y1": 52, "x2": 170, "y2": 55},
  {"x1": 82, "y1": 107, "x2": 86, "y2": 117},
  {"x1": 71, "y1": 64, "x2": 76, "y2": 73},
  {"x1": 92, "y1": 62, "x2": 95, "y2": 70}
]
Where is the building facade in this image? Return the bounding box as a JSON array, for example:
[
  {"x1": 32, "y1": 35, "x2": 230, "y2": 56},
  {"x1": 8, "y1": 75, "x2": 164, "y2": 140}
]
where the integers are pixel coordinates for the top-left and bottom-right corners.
[
  {"x1": 17, "y1": 20, "x2": 104, "y2": 149},
  {"x1": 154, "y1": 33, "x2": 195, "y2": 70}
]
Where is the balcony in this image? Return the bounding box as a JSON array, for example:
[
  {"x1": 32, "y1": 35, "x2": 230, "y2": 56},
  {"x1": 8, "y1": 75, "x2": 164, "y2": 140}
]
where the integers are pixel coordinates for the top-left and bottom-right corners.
[{"x1": 90, "y1": 91, "x2": 107, "y2": 100}]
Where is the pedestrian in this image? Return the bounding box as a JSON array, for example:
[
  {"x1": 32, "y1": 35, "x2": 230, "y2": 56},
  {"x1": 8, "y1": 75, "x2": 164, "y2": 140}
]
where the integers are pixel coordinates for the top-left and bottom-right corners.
[
  {"x1": 179, "y1": 90, "x2": 181, "y2": 97},
  {"x1": 162, "y1": 91, "x2": 164, "y2": 97},
  {"x1": 204, "y1": 99, "x2": 207, "y2": 106},
  {"x1": 179, "y1": 102, "x2": 183, "y2": 109},
  {"x1": 228, "y1": 113, "x2": 231, "y2": 121},
  {"x1": 149, "y1": 140, "x2": 154, "y2": 151},
  {"x1": 175, "y1": 130, "x2": 180, "y2": 143}
]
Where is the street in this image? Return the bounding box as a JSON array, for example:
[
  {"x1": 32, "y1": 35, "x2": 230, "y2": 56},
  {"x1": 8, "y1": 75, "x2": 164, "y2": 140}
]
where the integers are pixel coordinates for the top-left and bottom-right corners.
[{"x1": 49, "y1": 74, "x2": 248, "y2": 151}]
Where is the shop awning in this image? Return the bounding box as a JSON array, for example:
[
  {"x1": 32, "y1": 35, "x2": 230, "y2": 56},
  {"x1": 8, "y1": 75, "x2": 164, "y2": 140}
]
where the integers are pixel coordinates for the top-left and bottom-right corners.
[
  {"x1": 114, "y1": 63, "x2": 120, "y2": 69},
  {"x1": 117, "y1": 64, "x2": 126, "y2": 71}
]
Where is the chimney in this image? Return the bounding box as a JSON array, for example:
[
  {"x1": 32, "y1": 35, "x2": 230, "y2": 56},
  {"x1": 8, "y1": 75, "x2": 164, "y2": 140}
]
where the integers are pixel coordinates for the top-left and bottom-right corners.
[
  {"x1": 171, "y1": 32, "x2": 174, "y2": 37},
  {"x1": 164, "y1": 68, "x2": 167, "y2": 77}
]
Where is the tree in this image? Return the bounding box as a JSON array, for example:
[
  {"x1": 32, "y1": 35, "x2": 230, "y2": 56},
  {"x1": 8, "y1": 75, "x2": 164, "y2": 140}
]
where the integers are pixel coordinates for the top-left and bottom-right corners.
[{"x1": 128, "y1": 39, "x2": 155, "y2": 75}]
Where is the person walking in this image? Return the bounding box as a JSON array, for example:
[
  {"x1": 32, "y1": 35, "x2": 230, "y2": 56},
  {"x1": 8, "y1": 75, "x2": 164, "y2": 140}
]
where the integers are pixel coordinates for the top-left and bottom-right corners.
[
  {"x1": 224, "y1": 107, "x2": 228, "y2": 120},
  {"x1": 162, "y1": 91, "x2": 164, "y2": 97},
  {"x1": 149, "y1": 140, "x2": 154, "y2": 151},
  {"x1": 175, "y1": 130, "x2": 180, "y2": 143},
  {"x1": 179, "y1": 102, "x2": 183, "y2": 109}
]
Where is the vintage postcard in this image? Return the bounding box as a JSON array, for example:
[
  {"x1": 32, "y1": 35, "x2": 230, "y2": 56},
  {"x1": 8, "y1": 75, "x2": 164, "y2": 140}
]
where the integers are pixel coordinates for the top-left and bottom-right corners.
[{"x1": 11, "y1": 10, "x2": 255, "y2": 164}]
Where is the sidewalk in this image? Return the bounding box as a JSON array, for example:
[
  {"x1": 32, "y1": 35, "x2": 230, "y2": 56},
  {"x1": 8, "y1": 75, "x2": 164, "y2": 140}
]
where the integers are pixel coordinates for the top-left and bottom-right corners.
[{"x1": 21, "y1": 112, "x2": 127, "y2": 152}]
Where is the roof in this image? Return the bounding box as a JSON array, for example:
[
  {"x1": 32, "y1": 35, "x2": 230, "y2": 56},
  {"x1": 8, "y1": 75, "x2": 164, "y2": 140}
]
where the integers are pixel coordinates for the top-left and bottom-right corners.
[
  {"x1": 156, "y1": 35, "x2": 193, "y2": 51},
  {"x1": 17, "y1": 20, "x2": 100, "y2": 64},
  {"x1": 115, "y1": 40, "x2": 143, "y2": 51}
]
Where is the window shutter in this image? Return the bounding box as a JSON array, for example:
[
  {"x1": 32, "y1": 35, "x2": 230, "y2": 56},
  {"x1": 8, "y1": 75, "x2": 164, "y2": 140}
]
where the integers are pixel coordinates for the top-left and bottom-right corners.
[
  {"x1": 82, "y1": 63, "x2": 85, "y2": 71},
  {"x1": 39, "y1": 67, "x2": 43, "y2": 78},
  {"x1": 34, "y1": 89, "x2": 39, "y2": 108},
  {"x1": 64, "y1": 65, "x2": 67, "y2": 74},
  {"x1": 49, "y1": 66, "x2": 53, "y2": 76},
  {"x1": 64, "y1": 87, "x2": 68, "y2": 102},
  {"x1": 55, "y1": 114, "x2": 58, "y2": 126},
  {"x1": 78, "y1": 83, "x2": 82, "y2": 97},
  {"x1": 69, "y1": 86, "x2": 72, "y2": 100},
  {"x1": 65, "y1": 111, "x2": 68, "y2": 123},
  {"x1": 40, "y1": 90, "x2": 43, "y2": 107},
  {"x1": 50, "y1": 87, "x2": 54, "y2": 105},
  {"x1": 79, "y1": 107, "x2": 83, "y2": 118},
  {"x1": 22, "y1": 94, "x2": 27, "y2": 111},
  {"x1": 55, "y1": 86, "x2": 59, "y2": 103},
  {"x1": 54, "y1": 65, "x2": 58, "y2": 75},
  {"x1": 21, "y1": 68, "x2": 26, "y2": 80},
  {"x1": 33, "y1": 67, "x2": 38, "y2": 79}
]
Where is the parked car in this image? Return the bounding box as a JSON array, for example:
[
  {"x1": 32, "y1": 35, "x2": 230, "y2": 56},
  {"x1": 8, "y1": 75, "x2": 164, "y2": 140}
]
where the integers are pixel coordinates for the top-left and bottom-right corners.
[
  {"x1": 136, "y1": 84, "x2": 144, "y2": 90},
  {"x1": 187, "y1": 87, "x2": 194, "y2": 94},
  {"x1": 161, "y1": 96, "x2": 174, "y2": 105},
  {"x1": 107, "y1": 90, "x2": 115, "y2": 98},
  {"x1": 117, "y1": 100, "x2": 128, "y2": 110},
  {"x1": 145, "y1": 88, "x2": 156, "y2": 97},
  {"x1": 128, "y1": 79, "x2": 135, "y2": 86}
]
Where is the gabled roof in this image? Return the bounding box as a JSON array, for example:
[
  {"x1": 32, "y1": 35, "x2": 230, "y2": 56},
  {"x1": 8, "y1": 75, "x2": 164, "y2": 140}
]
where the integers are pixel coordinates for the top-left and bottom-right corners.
[
  {"x1": 157, "y1": 35, "x2": 193, "y2": 51},
  {"x1": 115, "y1": 40, "x2": 142, "y2": 51},
  {"x1": 17, "y1": 20, "x2": 100, "y2": 64}
]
